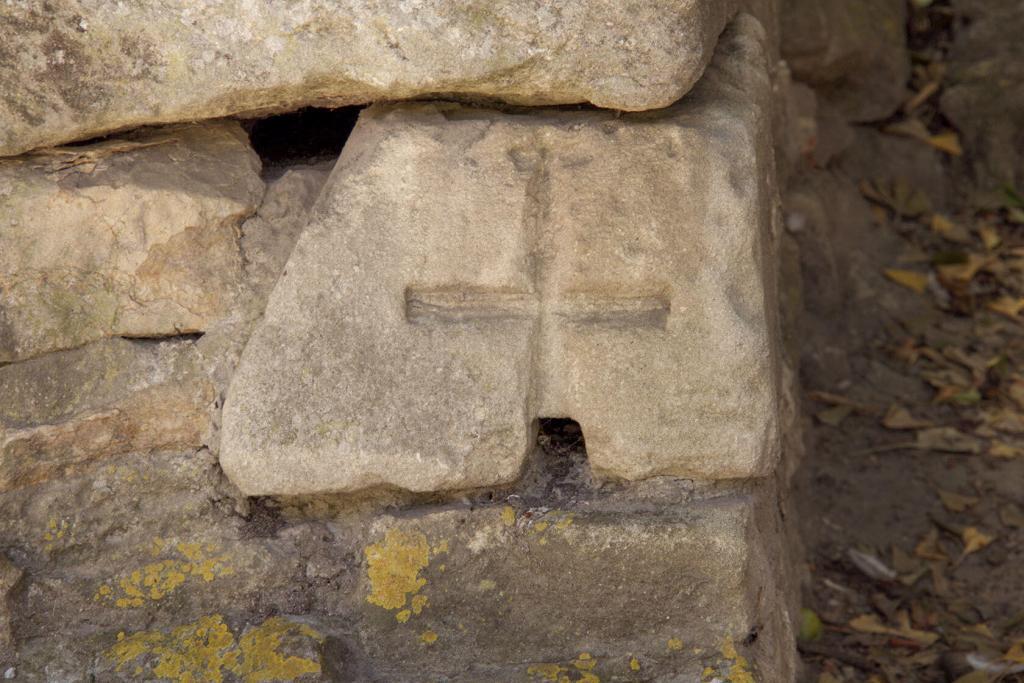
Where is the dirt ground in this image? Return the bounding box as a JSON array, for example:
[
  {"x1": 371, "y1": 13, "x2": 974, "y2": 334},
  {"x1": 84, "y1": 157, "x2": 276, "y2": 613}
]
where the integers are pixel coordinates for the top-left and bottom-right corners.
[{"x1": 793, "y1": 2, "x2": 1024, "y2": 681}]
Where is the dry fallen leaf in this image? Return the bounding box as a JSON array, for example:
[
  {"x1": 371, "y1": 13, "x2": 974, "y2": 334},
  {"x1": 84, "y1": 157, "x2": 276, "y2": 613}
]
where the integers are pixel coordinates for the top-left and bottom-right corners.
[
  {"x1": 978, "y1": 224, "x2": 1002, "y2": 250},
  {"x1": 1005, "y1": 641, "x2": 1024, "y2": 664},
  {"x1": 885, "y1": 268, "x2": 930, "y2": 294},
  {"x1": 987, "y1": 296, "x2": 1024, "y2": 319},
  {"x1": 883, "y1": 404, "x2": 934, "y2": 430},
  {"x1": 963, "y1": 622, "x2": 997, "y2": 640},
  {"x1": 915, "y1": 528, "x2": 949, "y2": 561},
  {"x1": 816, "y1": 404, "x2": 852, "y2": 427},
  {"x1": 937, "y1": 253, "x2": 990, "y2": 284},
  {"x1": 983, "y1": 409, "x2": 1024, "y2": 435},
  {"x1": 915, "y1": 427, "x2": 985, "y2": 454},
  {"x1": 903, "y1": 81, "x2": 940, "y2": 112},
  {"x1": 861, "y1": 178, "x2": 931, "y2": 217},
  {"x1": 1008, "y1": 381, "x2": 1024, "y2": 411},
  {"x1": 848, "y1": 613, "x2": 939, "y2": 647},
  {"x1": 885, "y1": 117, "x2": 932, "y2": 140},
  {"x1": 938, "y1": 490, "x2": 980, "y2": 513},
  {"x1": 927, "y1": 131, "x2": 963, "y2": 156},
  {"x1": 961, "y1": 527, "x2": 995, "y2": 557},
  {"x1": 931, "y1": 214, "x2": 973, "y2": 243},
  {"x1": 990, "y1": 441, "x2": 1024, "y2": 459}
]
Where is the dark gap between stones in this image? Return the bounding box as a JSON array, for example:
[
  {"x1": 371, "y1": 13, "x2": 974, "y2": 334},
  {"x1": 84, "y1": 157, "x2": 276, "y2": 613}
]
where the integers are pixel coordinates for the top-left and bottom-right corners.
[
  {"x1": 245, "y1": 106, "x2": 363, "y2": 174},
  {"x1": 116, "y1": 332, "x2": 205, "y2": 344},
  {"x1": 530, "y1": 417, "x2": 593, "y2": 502},
  {"x1": 537, "y1": 417, "x2": 587, "y2": 460}
]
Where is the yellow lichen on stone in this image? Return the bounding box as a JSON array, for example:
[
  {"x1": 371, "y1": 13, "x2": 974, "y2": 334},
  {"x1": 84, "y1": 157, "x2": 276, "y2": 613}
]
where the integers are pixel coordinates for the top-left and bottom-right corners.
[
  {"x1": 700, "y1": 638, "x2": 756, "y2": 683},
  {"x1": 410, "y1": 594, "x2": 428, "y2": 615},
  {"x1": 526, "y1": 661, "x2": 600, "y2": 683},
  {"x1": 553, "y1": 514, "x2": 575, "y2": 530},
  {"x1": 176, "y1": 542, "x2": 236, "y2": 582},
  {"x1": 234, "y1": 617, "x2": 324, "y2": 681},
  {"x1": 95, "y1": 541, "x2": 234, "y2": 608},
  {"x1": 107, "y1": 629, "x2": 165, "y2": 671},
  {"x1": 667, "y1": 638, "x2": 684, "y2": 651},
  {"x1": 395, "y1": 610, "x2": 412, "y2": 623},
  {"x1": 528, "y1": 511, "x2": 574, "y2": 547},
  {"x1": 151, "y1": 616, "x2": 238, "y2": 683},
  {"x1": 364, "y1": 528, "x2": 431, "y2": 611},
  {"x1": 501, "y1": 505, "x2": 517, "y2": 527},
  {"x1": 527, "y1": 663, "x2": 567, "y2": 681},
  {"x1": 721, "y1": 638, "x2": 755, "y2": 683},
  {"x1": 419, "y1": 629, "x2": 438, "y2": 645},
  {"x1": 629, "y1": 656, "x2": 640, "y2": 672},
  {"x1": 105, "y1": 615, "x2": 322, "y2": 682},
  {"x1": 573, "y1": 653, "x2": 596, "y2": 671},
  {"x1": 42, "y1": 517, "x2": 72, "y2": 546}
]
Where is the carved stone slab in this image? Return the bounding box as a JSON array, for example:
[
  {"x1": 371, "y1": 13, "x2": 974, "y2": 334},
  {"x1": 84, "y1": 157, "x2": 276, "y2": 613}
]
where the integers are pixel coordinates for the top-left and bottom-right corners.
[{"x1": 221, "y1": 16, "x2": 780, "y2": 495}]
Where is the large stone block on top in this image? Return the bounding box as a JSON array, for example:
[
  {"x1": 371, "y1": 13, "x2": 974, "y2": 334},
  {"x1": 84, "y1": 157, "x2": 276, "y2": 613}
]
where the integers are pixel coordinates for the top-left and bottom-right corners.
[
  {"x1": 221, "y1": 16, "x2": 780, "y2": 496},
  {"x1": 0, "y1": 0, "x2": 740, "y2": 156},
  {"x1": 0, "y1": 122, "x2": 263, "y2": 363}
]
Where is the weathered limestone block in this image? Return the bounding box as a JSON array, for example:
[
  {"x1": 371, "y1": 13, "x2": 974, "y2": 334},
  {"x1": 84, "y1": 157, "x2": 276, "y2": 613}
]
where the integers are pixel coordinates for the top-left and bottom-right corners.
[
  {"x1": 222, "y1": 15, "x2": 780, "y2": 495},
  {"x1": 0, "y1": 444, "x2": 333, "y2": 678},
  {"x1": 350, "y1": 494, "x2": 794, "y2": 680},
  {"x1": 0, "y1": 338, "x2": 213, "y2": 491},
  {"x1": 0, "y1": 122, "x2": 263, "y2": 363},
  {"x1": 0, "y1": 0, "x2": 741, "y2": 156}
]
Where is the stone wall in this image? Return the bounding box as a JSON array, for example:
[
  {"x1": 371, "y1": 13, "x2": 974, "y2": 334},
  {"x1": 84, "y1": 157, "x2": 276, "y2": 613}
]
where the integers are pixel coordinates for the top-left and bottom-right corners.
[{"x1": 1, "y1": 3, "x2": 803, "y2": 681}]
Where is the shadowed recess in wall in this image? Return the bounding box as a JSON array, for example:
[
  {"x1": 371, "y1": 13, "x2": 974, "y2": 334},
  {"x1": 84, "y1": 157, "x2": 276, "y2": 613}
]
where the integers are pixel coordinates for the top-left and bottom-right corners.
[
  {"x1": 531, "y1": 418, "x2": 593, "y2": 502},
  {"x1": 245, "y1": 106, "x2": 363, "y2": 172}
]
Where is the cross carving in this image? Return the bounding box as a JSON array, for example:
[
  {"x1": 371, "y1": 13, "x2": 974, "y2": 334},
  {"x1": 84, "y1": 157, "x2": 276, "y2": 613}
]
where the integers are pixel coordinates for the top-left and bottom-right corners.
[
  {"x1": 403, "y1": 150, "x2": 670, "y2": 412},
  {"x1": 404, "y1": 285, "x2": 670, "y2": 330}
]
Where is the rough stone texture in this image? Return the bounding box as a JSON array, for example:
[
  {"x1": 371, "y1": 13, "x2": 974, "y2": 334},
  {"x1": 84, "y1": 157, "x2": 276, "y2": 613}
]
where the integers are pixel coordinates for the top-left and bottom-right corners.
[
  {"x1": 0, "y1": 122, "x2": 264, "y2": 363},
  {"x1": 0, "y1": 0, "x2": 743, "y2": 156},
  {"x1": 0, "y1": 555, "x2": 21, "y2": 659},
  {"x1": 780, "y1": 0, "x2": 908, "y2": 122},
  {"x1": 941, "y1": 0, "x2": 1024, "y2": 206},
  {"x1": 350, "y1": 493, "x2": 794, "y2": 681},
  {"x1": 0, "y1": 447, "x2": 334, "y2": 680},
  {"x1": 0, "y1": 337, "x2": 214, "y2": 492},
  {"x1": 240, "y1": 163, "x2": 333, "y2": 301},
  {"x1": 0, "y1": 434, "x2": 794, "y2": 680},
  {"x1": 222, "y1": 15, "x2": 781, "y2": 496}
]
